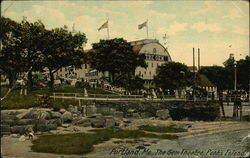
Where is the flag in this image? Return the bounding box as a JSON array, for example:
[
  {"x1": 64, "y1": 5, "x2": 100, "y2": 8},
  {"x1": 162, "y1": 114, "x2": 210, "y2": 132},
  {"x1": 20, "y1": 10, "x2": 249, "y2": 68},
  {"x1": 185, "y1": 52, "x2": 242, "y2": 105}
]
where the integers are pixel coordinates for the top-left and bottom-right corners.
[
  {"x1": 138, "y1": 21, "x2": 147, "y2": 30},
  {"x1": 98, "y1": 20, "x2": 108, "y2": 31}
]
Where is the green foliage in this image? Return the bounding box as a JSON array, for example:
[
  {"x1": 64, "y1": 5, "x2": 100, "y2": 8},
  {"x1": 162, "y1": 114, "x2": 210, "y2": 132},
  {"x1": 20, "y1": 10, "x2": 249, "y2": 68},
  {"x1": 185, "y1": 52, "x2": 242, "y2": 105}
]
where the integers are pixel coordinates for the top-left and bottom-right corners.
[
  {"x1": 138, "y1": 125, "x2": 187, "y2": 133},
  {"x1": 236, "y1": 56, "x2": 249, "y2": 90},
  {"x1": 154, "y1": 62, "x2": 193, "y2": 90},
  {"x1": 88, "y1": 38, "x2": 147, "y2": 91},
  {"x1": 31, "y1": 128, "x2": 178, "y2": 154},
  {"x1": 199, "y1": 66, "x2": 233, "y2": 90},
  {"x1": 37, "y1": 94, "x2": 51, "y2": 108},
  {"x1": 0, "y1": 17, "x2": 87, "y2": 90}
]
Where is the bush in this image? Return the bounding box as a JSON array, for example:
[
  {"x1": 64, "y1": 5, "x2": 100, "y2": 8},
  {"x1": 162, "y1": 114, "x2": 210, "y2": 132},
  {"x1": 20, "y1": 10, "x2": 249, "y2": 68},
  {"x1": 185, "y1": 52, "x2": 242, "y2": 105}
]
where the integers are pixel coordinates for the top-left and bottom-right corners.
[{"x1": 37, "y1": 94, "x2": 51, "y2": 108}]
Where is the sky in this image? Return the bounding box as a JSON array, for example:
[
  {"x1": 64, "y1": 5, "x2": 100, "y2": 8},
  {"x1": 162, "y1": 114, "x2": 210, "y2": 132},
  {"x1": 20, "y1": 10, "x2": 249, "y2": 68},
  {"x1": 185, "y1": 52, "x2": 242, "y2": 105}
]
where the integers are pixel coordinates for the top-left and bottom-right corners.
[{"x1": 2, "y1": 0, "x2": 249, "y2": 66}]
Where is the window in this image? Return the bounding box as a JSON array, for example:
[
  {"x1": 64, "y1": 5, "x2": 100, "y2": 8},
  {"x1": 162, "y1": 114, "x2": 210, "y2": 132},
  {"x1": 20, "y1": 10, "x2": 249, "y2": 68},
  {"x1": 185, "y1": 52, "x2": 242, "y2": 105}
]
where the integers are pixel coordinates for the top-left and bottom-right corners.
[
  {"x1": 153, "y1": 48, "x2": 157, "y2": 53},
  {"x1": 85, "y1": 64, "x2": 88, "y2": 69},
  {"x1": 149, "y1": 71, "x2": 151, "y2": 76},
  {"x1": 152, "y1": 63, "x2": 153, "y2": 68},
  {"x1": 144, "y1": 71, "x2": 146, "y2": 75}
]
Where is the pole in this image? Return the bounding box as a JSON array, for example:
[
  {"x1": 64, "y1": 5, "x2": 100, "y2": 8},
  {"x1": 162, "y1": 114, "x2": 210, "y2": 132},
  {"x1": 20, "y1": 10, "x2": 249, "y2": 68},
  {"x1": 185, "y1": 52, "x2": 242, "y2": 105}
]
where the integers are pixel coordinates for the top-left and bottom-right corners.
[
  {"x1": 107, "y1": 25, "x2": 110, "y2": 39},
  {"x1": 146, "y1": 20, "x2": 148, "y2": 39},
  {"x1": 198, "y1": 48, "x2": 200, "y2": 71},
  {"x1": 193, "y1": 48, "x2": 196, "y2": 101},
  {"x1": 234, "y1": 63, "x2": 237, "y2": 90}
]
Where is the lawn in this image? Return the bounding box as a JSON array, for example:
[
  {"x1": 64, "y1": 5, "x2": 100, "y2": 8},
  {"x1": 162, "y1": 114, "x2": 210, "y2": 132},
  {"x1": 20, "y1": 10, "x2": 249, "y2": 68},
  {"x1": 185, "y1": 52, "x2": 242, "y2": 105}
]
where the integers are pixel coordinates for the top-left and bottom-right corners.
[
  {"x1": 0, "y1": 86, "x2": 114, "y2": 110},
  {"x1": 31, "y1": 127, "x2": 179, "y2": 155}
]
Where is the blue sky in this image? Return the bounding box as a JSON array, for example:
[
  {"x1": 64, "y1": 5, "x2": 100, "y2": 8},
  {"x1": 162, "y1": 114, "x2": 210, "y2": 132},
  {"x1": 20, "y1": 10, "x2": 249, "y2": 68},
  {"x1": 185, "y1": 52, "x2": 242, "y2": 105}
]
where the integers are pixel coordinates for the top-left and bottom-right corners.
[{"x1": 2, "y1": 0, "x2": 249, "y2": 66}]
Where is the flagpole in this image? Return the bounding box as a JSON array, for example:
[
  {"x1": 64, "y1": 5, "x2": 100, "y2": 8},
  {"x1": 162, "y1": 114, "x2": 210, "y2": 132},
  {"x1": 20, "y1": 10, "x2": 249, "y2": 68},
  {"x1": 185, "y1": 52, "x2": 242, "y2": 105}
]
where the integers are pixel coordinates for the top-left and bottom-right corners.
[
  {"x1": 107, "y1": 25, "x2": 110, "y2": 39},
  {"x1": 146, "y1": 19, "x2": 148, "y2": 39}
]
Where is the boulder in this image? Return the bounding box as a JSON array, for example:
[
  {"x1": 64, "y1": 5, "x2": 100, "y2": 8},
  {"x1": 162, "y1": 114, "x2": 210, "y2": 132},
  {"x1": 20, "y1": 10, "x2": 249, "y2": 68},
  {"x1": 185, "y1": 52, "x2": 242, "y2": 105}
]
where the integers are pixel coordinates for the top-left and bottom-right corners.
[
  {"x1": 132, "y1": 113, "x2": 140, "y2": 119},
  {"x1": 15, "y1": 119, "x2": 35, "y2": 126},
  {"x1": 140, "y1": 112, "x2": 153, "y2": 118},
  {"x1": 91, "y1": 118, "x2": 105, "y2": 128},
  {"x1": 36, "y1": 123, "x2": 57, "y2": 132},
  {"x1": 23, "y1": 109, "x2": 51, "y2": 120},
  {"x1": 1, "y1": 125, "x2": 11, "y2": 133},
  {"x1": 97, "y1": 107, "x2": 111, "y2": 115},
  {"x1": 11, "y1": 126, "x2": 25, "y2": 134},
  {"x1": 86, "y1": 105, "x2": 97, "y2": 116},
  {"x1": 114, "y1": 111, "x2": 123, "y2": 118},
  {"x1": 156, "y1": 109, "x2": 170, "y2": 120},
  {"x1": 47, "y1": 119, "x2": 62, "y2": 126},
  {"x1": 50, "y1": 111, "x2": 62, "y2": 118},
  {"x1": 59, "y1": 108, "x2": 66, "y2": 114},
  {"x1": 104, "y1": 117, "x2": 116, "y2": 127},
  {"x1": 73, "y1": 118, "x2": 91, "y2": 127},
  {"x1": 60, "y1": 111, "x2": 73, "y2": 123}
]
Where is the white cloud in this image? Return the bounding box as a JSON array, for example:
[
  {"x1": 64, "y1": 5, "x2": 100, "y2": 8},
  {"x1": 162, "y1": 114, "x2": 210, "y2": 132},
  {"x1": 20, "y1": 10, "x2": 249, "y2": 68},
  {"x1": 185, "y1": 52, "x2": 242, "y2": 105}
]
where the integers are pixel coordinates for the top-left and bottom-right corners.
[
  {"x1": 148, "y1": 10, "x2": 176, "y2": 19},
  {"x1": 232, "y1": 26, "x2": 249, "y2": 35},
  {"x1": 191, "y1": 22, "x2": 223, "y2": 33},
  {"x1": 157, "y1": 22, "x2": 187, "y2": 35},
  {"x1": 223, "y1": 8, "x2": 242, "y2": 19}
]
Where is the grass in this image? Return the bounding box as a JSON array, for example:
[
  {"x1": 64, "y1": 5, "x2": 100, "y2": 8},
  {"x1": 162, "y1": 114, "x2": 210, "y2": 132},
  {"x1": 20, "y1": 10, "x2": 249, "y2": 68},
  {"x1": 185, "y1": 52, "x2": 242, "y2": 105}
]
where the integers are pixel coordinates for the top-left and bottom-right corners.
[
  {"x1": 138, "y1": 124, "x2": 188, "y2": 133},
  {"x1": 0, "y1": 85, "x2": 113, "y2": 110},
  {"x1": 31, "y1": 127, "x2": 178, "y2": 155}
]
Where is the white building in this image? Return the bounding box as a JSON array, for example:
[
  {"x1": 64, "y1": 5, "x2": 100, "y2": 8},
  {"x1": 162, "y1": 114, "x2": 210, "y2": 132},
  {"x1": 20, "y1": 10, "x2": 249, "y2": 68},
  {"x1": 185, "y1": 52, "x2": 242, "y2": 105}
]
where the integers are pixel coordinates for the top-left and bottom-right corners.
[
  {"x1": 131, "y1": 39, "x2": 172, "y2": 87},
  {"x1": 55, "y1": 39, "x2": 172, "y2": 87}
]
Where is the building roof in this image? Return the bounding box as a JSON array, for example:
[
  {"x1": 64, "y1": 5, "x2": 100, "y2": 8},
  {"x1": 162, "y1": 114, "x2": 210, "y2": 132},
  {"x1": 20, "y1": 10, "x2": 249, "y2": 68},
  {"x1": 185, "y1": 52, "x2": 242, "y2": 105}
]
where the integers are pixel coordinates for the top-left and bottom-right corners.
[{"x1": 198, "y1": 74, "x2": 215, "y2": 87}]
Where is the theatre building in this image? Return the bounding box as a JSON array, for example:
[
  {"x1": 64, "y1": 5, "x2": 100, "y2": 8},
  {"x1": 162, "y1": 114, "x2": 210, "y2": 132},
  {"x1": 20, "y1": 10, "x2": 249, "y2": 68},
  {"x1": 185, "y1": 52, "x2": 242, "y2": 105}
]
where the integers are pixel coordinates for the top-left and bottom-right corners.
[{"x1": 131, "y1": 39, "x2": 172, "y2": 87}]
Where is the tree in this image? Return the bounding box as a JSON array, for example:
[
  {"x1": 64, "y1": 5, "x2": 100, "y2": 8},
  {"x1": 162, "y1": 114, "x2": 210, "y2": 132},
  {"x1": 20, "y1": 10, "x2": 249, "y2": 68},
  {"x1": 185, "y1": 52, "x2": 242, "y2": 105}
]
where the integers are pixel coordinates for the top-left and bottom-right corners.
[
  {"x1": 199, "y1": 66, "x2": 233, "y2": 90},
  {"x1": 19, "y1": 20, "x2": 47, "y2": 90},
  {"x1": 89, "y1": 38, "x2": 147, "y2": 87},
  {"x1": 41, "y1": 28, "x2": 87, "y2": 90},
  {"x1": 236, "y1": 56, "x2": 249, "y2": 90},
  {"x1": 154, "y1": 62, "x2": 193, "y2": 91},
  {"x1": 0, "y1": 17, "x2": 25, "y2": 87}
]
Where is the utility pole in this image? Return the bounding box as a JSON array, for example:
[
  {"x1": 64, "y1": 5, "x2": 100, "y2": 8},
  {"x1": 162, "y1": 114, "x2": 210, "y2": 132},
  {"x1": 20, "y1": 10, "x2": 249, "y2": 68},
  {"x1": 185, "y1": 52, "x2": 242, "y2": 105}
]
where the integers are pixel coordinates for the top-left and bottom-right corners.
[
  {"x1": 193, "y1": 48, "x2": 196, "y2": 101},
  {"x1": 198, "y1": 48, "x2": 200, "y2": 70}
]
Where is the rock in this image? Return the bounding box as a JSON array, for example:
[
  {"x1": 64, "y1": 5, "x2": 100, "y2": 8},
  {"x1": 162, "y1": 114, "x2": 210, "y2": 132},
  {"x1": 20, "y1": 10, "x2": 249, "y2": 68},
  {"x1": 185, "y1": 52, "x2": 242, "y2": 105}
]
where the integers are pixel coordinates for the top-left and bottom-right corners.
[
  {"x1": 50, "y1": 111, "x2": 62, "y2": 118},
  {"x1": 1, "y1": 119, "x2": 14, "y2": 126},
  {"x1": 72, "y1": 114, "x2": 78, "y2": 117},
  {"x1": 23, "y1": 109, "x2": 51, "y2": 120},
  {"x1": 127, "y1": 109, "x2": 135, "y2": 113},
  {"x1": 36, "y1": 123, "x2": 57, "y2": 132},
  {"x1": 60, "y1": 111, "x2": 72, "y2": 123},
  {"x1": 62, "y1": 124, "x2": 70, "y2": 128},
  {"x1": 19, "y1": 135, "x2": 26, "y2": 141},
  {"x1": 156, "y1": 109, "x2": 170, "y2": 120},
  {"x1": 86, "y1": 105, "x2": 97, "y2": 116},
  {"x1": 16, "y1": 110, "x2": 31, "y2": 119},
  {"x1": 15, "y1": 119, "x2": 34, "y2": 126},
  {"x1": 91, "y1": 118, "x2": 105, "y2": 128},
  {"x1": 73, "y1": 118, "x2": 91, "y2": 127},
  {"x1": 97, "y1": 107, "x2": 111, "y2": 115},
  {"x1": 122, "y1": 118, "x2": 131, "y2": 124},
  {"x1": 11, "y1": 126, "x2": 25, "y2": 134},
  {"x1": 24, "y1": 125, "x2": 34, "y2": 133},
  {"x1": 1, "y1": 125, "x2": 11, "y2": 133},
  {"x1": 10, "y1": 134, "x2": 19, "y2": 138},
  {"x1": 59, "y1": 108, "x2": 66, "y2": 114},
  {"x1": 114, "y1": 111, "x2": 123, "y2": 118},
  {"x1": 1, "y1": 113, "x2": 17, "y2": 120},
  {"x1": 105, "y1": 118, "x2": 116, "y2": 127},
  {"x1": 48, "y1": 119, "x2": 62, "y2": 126},
  {"x1": 132, "y1": 113, "x2": 140, "y2": 119},
  {"x1": 140, "y1": 112, "x2": 153, "y2": 118}
]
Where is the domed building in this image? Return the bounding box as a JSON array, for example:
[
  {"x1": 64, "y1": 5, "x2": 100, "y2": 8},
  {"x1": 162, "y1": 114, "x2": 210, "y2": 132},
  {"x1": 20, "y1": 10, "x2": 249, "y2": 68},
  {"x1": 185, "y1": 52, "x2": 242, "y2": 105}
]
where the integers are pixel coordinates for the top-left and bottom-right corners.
[{"x1": 130, "y1": 39, "x2": 172, "y2": 87}]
